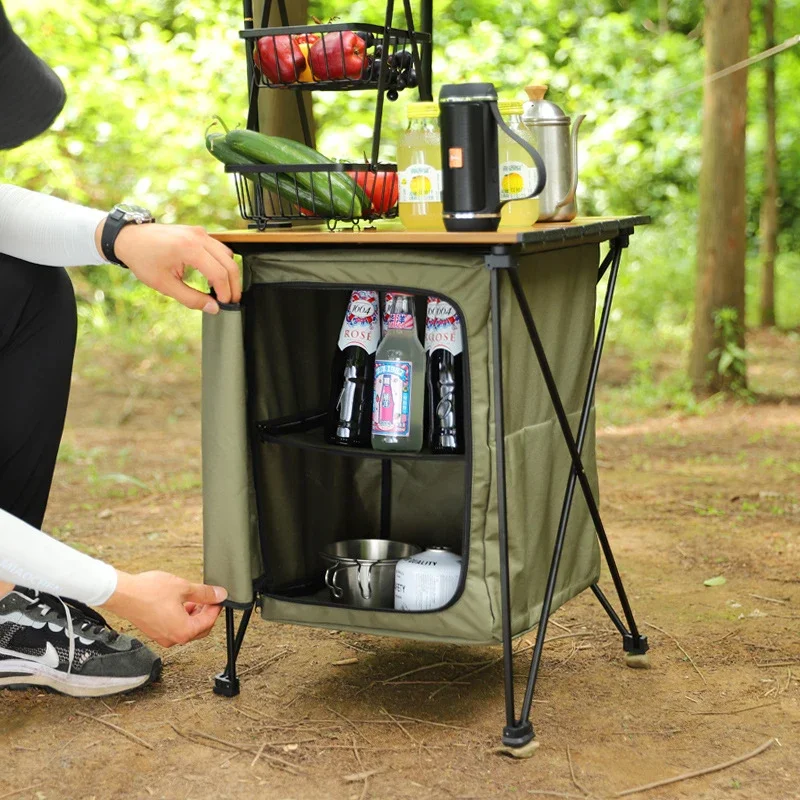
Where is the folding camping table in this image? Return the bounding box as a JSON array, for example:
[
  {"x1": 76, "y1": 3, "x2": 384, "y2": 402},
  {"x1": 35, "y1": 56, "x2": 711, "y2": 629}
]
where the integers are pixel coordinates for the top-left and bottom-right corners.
[{"x1": 203, "y1": 216, "x2": 651, "y2": 750}]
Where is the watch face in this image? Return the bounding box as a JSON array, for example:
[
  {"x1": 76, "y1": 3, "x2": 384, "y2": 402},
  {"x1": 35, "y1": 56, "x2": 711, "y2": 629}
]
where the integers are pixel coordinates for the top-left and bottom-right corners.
[{"x1": 114, "y1": 203, "x2": 153, "y2": 223}]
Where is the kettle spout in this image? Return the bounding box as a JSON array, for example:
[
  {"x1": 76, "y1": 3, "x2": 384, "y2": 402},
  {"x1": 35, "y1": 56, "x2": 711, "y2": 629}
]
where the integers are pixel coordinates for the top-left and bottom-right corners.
[{"x1": 555, "y1": 113, "x2": 586, "y2": 210}]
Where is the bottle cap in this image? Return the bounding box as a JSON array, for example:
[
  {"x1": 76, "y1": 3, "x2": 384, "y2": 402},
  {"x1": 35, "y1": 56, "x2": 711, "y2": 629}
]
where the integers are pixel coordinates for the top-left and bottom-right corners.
[
  {"x1": 407, "y1": 102, "x2": 439, "y2": 120},
  {"x1": 497, "y1": 100, "x2": 524, "y2": 116}
]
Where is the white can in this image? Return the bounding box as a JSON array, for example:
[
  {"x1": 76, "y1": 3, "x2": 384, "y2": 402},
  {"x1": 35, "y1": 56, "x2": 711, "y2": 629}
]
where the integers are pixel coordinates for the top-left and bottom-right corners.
[{"x1": 394, "y1": 547, "x2": 462, "y2": 611}]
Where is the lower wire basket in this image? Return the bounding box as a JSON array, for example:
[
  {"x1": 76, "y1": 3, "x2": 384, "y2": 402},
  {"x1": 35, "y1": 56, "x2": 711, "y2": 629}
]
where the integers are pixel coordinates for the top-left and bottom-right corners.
[{"x1": 227, "y1": 162, "x2": 398, "y2": 228}]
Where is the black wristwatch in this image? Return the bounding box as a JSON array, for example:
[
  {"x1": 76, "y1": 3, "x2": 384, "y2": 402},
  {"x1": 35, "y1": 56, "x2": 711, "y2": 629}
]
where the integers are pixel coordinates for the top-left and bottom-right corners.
[{"x1": 100, "y1": 204, "x2": 155, "y2": 267}]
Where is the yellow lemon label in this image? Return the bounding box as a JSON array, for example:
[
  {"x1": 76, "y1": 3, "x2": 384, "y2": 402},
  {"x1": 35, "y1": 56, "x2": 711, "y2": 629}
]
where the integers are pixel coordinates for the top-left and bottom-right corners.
[
  {"x1": 399, "y1": 164, "x2": 440, "y2": 203},
  {"x1": 499, "y1": 161, "x2": 533, "y2": 201},
  {"x1": 501, "y1": 172, "x2": 525, "y2": 195},
  {"x1": 410, "y1": 175, "x2": 432, "y2": 195}
]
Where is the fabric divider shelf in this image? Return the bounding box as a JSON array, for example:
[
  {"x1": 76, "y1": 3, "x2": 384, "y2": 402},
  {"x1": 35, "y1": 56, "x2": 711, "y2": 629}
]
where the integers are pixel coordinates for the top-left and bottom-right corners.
[{"x1": 256, "y1": 418, "x2": 467, "y2": 461}]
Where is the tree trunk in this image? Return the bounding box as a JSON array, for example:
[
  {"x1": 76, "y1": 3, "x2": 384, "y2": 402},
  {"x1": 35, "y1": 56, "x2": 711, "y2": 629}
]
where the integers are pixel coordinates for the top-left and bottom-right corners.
[
  {"x1": 252, "y1": 0, "x2": 314, "y2": 145},
  {"x1": 759, "y1": 0, "x2": 778, "y2": 328},
  {"x1": 249, "y1": 0, "x2": 314, "y2": 218},
  {"x1": 689, "y1": 0, "x2": 751, "y2": 395}
]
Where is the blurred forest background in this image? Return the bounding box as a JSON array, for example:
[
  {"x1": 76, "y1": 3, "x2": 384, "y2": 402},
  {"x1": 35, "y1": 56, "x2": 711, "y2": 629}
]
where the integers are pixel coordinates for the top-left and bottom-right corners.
[{"x1": 2, "y1": 0, "x2": 798, "y2": 413}]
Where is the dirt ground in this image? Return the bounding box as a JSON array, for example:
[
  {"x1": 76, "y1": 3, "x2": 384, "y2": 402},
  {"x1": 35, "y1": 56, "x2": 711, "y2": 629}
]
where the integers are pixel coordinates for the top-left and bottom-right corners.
[{"x1": 3, "y1": 329, "x2": 800, "y2": 800}]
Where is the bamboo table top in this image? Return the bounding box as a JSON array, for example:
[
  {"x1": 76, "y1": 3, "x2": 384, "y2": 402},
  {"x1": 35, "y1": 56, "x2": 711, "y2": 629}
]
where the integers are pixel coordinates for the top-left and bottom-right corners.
[{"x1": 211, "y1": 216, "x2": 651, "y2": 254}]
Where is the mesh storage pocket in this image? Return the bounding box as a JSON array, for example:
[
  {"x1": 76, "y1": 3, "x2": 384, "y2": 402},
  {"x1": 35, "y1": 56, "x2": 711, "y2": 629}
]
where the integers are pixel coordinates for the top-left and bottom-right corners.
[
  {"x1": 503, "y1": 415, "x2": 601, "y2": 636},
  {"x1": 244, "y1": 282, "x2": 471, "y2": 611}
]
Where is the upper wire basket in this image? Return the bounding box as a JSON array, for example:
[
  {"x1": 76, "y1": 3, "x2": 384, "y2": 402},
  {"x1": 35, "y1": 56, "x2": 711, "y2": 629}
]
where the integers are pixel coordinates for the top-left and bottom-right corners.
[{"x1": 241, "y1": 23, "x2": 428, "y2": 93}]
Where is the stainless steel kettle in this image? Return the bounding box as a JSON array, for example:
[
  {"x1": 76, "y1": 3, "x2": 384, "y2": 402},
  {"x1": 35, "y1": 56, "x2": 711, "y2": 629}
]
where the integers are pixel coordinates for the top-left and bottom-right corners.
[{"x1": 522, "y1": 85, "x2": 585, "y2": 222}]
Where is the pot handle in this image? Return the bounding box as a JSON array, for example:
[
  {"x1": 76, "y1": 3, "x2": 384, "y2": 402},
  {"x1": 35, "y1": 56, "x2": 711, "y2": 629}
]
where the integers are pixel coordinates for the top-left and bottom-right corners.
[
  {"x1": 324, "y1": 564, "x2": 345, "y2": 599},
  {"x1": 555, "y1": 113, "x2": 586, "y2": 210},
  {"x1": 356, "y1": 561, "x2": 373, "y2": 601}
]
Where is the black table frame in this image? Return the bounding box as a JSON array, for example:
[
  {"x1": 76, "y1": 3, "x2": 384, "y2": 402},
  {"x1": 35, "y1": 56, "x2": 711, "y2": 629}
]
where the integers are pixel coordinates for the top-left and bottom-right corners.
[
  {"x1": 212, "y1": 218, "x2": 650, "y2": 750},
  {"x1": 486, "y1": 229, "x2": 649, "y2": 746}
]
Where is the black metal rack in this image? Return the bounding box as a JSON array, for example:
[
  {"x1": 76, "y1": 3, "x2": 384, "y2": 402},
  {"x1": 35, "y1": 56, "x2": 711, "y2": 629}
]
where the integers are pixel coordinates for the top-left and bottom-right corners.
[{"x1": 229, "y1": 0, "x2": 432, "y2": 227}]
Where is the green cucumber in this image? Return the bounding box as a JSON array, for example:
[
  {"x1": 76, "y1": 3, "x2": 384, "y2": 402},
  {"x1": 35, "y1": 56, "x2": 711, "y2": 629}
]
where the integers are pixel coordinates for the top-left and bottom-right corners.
[
  {"x1": 224, "y1": 129, "x2": 369, "y2": 218},
  {"x1": 206, "y1": 130, "x2": 336, "y2": 217}
]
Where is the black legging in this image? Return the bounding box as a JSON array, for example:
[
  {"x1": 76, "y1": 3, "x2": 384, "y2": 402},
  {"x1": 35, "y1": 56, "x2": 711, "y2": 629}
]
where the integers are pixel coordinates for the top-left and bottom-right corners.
[{"x1": 0, "y1": 255, "x2": 76, "y2": 529}]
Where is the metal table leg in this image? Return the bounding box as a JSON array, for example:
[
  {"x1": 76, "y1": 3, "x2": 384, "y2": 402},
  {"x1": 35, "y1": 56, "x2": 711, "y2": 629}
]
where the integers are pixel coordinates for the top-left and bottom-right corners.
[
  {"x1": 214, "y1": 601, "x2": 256, "y2": 697},
  {"x1": 486, "y1": 233, "x2": 648, "y2": 747},
  {"x1": 489, "y1": 266, "x2": 533, "y2": 746}
]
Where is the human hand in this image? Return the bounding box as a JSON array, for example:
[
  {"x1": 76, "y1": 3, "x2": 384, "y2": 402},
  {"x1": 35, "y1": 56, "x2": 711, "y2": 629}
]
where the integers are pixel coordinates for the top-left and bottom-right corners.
[
  {"x1": 101, "y1": 570, "x2": 227, "y2": 647},
  {"x1": 95, "y1": 221, "x2": 241, "y2": 312}
]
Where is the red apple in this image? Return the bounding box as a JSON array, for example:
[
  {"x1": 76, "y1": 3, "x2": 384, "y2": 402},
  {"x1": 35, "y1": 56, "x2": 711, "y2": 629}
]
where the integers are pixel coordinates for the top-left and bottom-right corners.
[{"x1": 308, "y1": 31, "x2": 366, "y2": 80}]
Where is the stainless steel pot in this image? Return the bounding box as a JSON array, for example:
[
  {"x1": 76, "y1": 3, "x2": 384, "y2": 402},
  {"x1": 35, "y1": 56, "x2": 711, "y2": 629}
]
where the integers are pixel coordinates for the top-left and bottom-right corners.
[
  {"x1": 320, "y1": 539, "x2": 421, "y2": 609},
  {"x1": 522, "y1": 85, "x2": 586, "y2": 222}
]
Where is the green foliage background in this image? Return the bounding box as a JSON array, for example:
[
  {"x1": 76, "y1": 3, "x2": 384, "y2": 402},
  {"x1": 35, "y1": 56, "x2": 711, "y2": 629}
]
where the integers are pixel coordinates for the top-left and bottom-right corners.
[{"x1": 2, "y1": 0, "x2": 799, "y2": 366}]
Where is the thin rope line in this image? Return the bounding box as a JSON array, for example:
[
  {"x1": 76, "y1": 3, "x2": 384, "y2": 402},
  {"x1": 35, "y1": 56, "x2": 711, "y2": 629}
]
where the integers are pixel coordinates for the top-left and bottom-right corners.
[{"x1": 673, "y1": 34, "x2": 800, "y2": 99}]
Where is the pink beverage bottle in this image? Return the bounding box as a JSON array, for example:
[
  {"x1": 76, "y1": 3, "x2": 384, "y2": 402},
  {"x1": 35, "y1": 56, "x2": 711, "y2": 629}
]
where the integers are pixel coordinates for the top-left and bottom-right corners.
[
  {"x1": 372, "y1": 293, "x2": 425, "y2": 452},
  {"x1": 377, "y1": 374, "x2": 395, "y2": 428}
]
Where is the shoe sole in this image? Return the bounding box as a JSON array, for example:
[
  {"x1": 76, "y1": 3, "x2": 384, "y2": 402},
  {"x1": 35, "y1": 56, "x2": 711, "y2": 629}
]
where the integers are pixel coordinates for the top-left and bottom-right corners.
[{"x1": 0, "y1": 657, "x2": 162, "y2": 697}]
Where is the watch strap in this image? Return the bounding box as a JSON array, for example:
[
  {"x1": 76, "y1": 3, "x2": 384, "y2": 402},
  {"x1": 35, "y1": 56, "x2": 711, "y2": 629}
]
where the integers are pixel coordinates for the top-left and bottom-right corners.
[
  {"x1": 101, "y1": 206, "x2": 154, "y2": 268},
  {"x1": 100, "y1": 208, "x2": 127, "y2": 266}
]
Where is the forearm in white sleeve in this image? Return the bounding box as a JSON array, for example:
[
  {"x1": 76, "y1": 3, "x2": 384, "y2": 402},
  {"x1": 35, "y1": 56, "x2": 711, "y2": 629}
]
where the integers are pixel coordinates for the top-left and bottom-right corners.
[
  {"x1": 0, "y1": 184, "x2": 109, "y2": 267},
  {"x1": 0, "y1": 508, "x2": 118, "y2": 606}
]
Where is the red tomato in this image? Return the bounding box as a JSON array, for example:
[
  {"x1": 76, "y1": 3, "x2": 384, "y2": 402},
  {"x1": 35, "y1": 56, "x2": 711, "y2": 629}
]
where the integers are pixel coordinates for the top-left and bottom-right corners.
[{"x1": 348, "y1": 169, "x2": 399, "y2": 214}]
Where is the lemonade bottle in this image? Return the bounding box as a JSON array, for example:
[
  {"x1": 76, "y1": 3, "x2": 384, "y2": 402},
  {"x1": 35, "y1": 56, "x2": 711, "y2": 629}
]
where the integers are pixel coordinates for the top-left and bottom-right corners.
[
  {"x1": 498, "y1": 101, "x2": 540, "y2": 228},
  {"x1": 397, "y1": 102, "x2": 445, "y2": 231}
]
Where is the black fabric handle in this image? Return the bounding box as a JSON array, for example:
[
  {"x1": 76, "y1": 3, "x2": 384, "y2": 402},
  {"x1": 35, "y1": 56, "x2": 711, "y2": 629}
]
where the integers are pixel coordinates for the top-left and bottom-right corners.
[
  {"x1": 490, "y1": 102, "x2": 547, "y2": 206},
  {"x1": 208, "y1": 287, "x2": 242, "y2": 311}
]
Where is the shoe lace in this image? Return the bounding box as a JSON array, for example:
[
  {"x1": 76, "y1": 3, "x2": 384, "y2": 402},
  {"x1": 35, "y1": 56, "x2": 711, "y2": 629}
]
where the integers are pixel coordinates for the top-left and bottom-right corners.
[{"x1": 19, "y1": 590, "x2": 118, "y2": 675}]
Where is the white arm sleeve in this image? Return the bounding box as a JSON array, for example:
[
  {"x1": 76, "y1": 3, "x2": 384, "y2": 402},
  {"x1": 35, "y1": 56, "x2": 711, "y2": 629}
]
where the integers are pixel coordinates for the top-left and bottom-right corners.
[
  {"x1": 0, "y1": 184, "x2": 109, "y2": 267},
  {"x1": 0, "y1": 508, "x2": 118, "y2": 606}
]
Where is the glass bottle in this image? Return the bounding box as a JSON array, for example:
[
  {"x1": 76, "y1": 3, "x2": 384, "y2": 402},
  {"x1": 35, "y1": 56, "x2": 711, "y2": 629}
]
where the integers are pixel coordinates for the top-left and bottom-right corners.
[
  {"x1": 498, "y1": 100, "x2": 540, "y2": 228},
  {"x1": 372, "y1": 293, "x2": 425, "y2": 452},
  {"x1": 326, "y1": 290, "x2": 380, "y2": 447},
  {"x1": 424, "y1": 297, "x2": 464, "y2": 454},
  {"x1": 381, "y1": 291, "x2": 394, "y2": 338},
  {"x1": 397, "y1": 102, "x2": 445, "y2": 231}
]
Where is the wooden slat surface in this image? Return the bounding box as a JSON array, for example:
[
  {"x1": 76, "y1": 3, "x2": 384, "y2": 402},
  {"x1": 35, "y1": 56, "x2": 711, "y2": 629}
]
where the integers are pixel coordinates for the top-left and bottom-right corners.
[{"x1": 210, "y1": 216, "x2": 650, "y2": 248}]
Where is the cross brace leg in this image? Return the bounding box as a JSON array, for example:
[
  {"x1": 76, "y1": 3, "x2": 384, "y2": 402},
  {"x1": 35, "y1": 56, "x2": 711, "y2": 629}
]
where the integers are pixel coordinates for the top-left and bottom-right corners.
[
  {"x1": 489, "y1": 233, "x2": 648, "y2": 749},
  {"x1": 213, "y1": 602, "x2": 256, "y2": 697}
]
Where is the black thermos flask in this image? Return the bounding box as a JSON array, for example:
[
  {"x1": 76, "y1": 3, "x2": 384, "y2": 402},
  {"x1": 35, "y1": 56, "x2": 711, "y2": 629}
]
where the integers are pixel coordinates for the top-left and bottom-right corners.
[{"x1": 439, "y1": 82, "x2": 546, "y2": 233}]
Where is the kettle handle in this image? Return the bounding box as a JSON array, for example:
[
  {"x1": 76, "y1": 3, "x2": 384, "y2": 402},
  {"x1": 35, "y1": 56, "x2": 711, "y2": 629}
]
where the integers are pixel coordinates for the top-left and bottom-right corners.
[
  {"x1": 489, "y1": 102, "x2": 547, "y2": 208},
  {"x1": 555, "y1": 113, "x2": 586, "y2": 211}
]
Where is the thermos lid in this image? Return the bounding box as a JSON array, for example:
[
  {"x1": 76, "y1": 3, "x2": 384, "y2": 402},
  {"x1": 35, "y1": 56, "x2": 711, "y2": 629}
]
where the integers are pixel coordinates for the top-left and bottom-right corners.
[
  {"x1": 407, "y1": 101, "x2": 439, "y2": 119},
  {"x1": 497, "y1": 100, "x2": 524, "y2": 116},
  {"x1": 440, "y1": 82, "x2": 498, "y2": 103},
  {"x1": 523, "y1": 84, "x2": 570, "y2": 125}
]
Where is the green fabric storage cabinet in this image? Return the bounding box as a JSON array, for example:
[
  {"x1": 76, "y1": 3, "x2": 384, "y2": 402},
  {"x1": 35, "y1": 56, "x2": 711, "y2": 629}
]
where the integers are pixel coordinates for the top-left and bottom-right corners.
[{"x1": 202, "y1": 219, "x2": 650, "y2": 749}]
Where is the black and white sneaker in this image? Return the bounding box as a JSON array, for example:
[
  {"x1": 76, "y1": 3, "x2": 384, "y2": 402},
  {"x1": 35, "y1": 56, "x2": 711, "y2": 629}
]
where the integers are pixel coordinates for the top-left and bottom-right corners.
[{"x1": 0, "y1": 586, "x2": 161, "y2": 697}]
